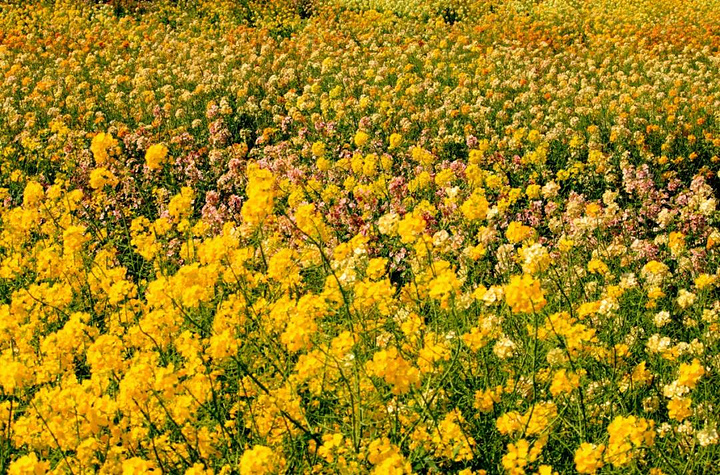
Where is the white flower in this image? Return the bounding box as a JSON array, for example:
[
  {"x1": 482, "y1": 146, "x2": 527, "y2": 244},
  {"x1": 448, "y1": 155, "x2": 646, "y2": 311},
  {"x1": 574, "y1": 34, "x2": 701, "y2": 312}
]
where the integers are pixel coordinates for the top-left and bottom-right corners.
[
  {"x1": 698, "y1": 426, "x2": 719, "y2": 447},
  {"x1": 493, "y1": 336, "x2": 515, "y2": 359},
  {"x1": 677, "y1": 289, "x2": 696, "y2": 309},
  {"x1": 654, "y1": 310, "x2": 671, "y2": 328}
]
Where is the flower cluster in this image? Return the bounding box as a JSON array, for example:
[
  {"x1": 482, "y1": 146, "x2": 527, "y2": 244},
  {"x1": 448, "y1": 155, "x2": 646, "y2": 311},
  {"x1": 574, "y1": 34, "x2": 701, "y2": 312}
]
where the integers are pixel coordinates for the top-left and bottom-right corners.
[{"x1": 1, "y1": 0, "x2": 720, "y2": 473}]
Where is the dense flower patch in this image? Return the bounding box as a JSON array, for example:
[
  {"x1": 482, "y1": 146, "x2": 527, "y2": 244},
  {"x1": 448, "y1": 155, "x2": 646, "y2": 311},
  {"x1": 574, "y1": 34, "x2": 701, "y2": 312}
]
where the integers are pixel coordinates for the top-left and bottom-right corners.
[{"x1": 2, "y1": 0, "x2": 720, "y2": 473}]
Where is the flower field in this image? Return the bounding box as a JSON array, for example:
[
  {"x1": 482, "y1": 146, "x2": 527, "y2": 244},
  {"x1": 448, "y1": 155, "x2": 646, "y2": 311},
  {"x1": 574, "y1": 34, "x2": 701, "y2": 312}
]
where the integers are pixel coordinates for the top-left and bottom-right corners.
[{"x1": 2, "y1": 0, "x2": 720, "y2": 472}]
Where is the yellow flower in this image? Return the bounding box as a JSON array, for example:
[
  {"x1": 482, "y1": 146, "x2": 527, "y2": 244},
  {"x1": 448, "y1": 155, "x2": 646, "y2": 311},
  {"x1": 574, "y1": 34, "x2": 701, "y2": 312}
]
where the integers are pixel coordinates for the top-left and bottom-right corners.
[
  {"x1": 397, "y1": 210, "x2": 425, "y2": 244},
  {"x1": 91, "y1": 132, "x2": 117, "y2": 164},
  {"x1": 354, "y1": 130, "x2": 369, "y2": 147},
  {"x1": 311, "y1": 141, "x2": 326, "y2": 157},
  {"x1": 295, "y1": 203, "x2": 329, "y2": 240},
  {"x1": 587, "y1": 258, "x2": 609, "y2": 276},
  {"x1": 695, "y1": 273, "x2": 717, "y2": 290},
  {"x1": 435, "y1": 168, "x2": 454, "y2": 187},
  {"x1": 280, "y1": 294, "x2": 326, "y2": 352},
  {"x1": 536, "y1": 465, "x2": 558, "y2": 475},
  {"x1": 8, "y1": 452, "x2": 49, "y2": 475},
  {"x1": 502, "y1": 439, "x2": 531, "y2": 475},
  {"x1": 388, "y1": 133, "x2": 402, "y2": 149},
  {"x1": 496, "y1": 411, "x2": 523, "y2": 435},
  {"x1": 63, "y1": 225, "x2": 88, "y2": 254},
  {"x1": 605, "y1": 415, "x2": 655, "y2": 467},
  {"x1": 505, "y1": 221, "x2": 534, "y2": 244},
  {"x1": 122, "y1": 457, "x2": 159, "y2": 474},
  {"x1": 524, "y1": 402, "x2": 557, "y2": 435},
  {"x1": 267, "y1": 248, "x2": 301, "y2": 287},
  {"x1": 641, "y1": 260, "x2": 670, "y2": 283},
  {"x1": 316, "y1": 156, "x2": 331, "y2": 172},
  {"x1": 631, "y1": 361, "x2": 652, "y2": 386},
  {"x1": 678, "y1": 358, "x2": 704, "y2": 389},
  {"x1": 168, "y1": 187, "x2": 195, "y2": 221},
  {"x1": 461, "y1": 191, "x2": 489, "y2": 221},
  {"x1": 473, "y1": 386, "x2": 502, "y2": 412},
  {"x1": 145, "y1": 143, "x2": 169, "y2": 170},
  {"x1": 505, "y1": 274, "x2": 547, "y2": 314},
  {"x1": 497, "y1": 402, "x2": 556, "y2": 438},
  {"x1": 417, "y1": 333, "x2": 451, "y2": 372},
  {"x1": 554, "y1": 238, "x2": 572, "y2": 253},
  {"x1": 484, "y1": 172, "x2": 504, "y2": 190},
  {"x1": 431, "y1": 409, "x2": 475, "y2": 461},
  {"x1": 667, "y1": 397, "x2": 692, "y2": 421},
  {"x1": 647, "y1": 286, "x2": 665, "y2": 300},
  {"x1": 668, "y1": 231, "x2": 685, "y2": 256},
  {"x1": 427, "y1": 263, "x2": 462, "y2": 308},
  {"x1": 526, "y1": 184, "x2": 541, "y2": 199},
  {"x1": 363, "y1": 153, "x2": 378, "y2": 177},
  {"x1": 89, "y1": 167, "x2": 118, "y2": 189},
  {"x1": 574, "y1": 443, "x2": 604, "y2": 474},
  {"x1": 549, "y1": 369, "x2": 580, "y2": 396},
  {"x1": 366, "y1": 257, "x2": 387, "y2": 280},
  {"x1": 23, "y1": 181, "x2": 44, "y2": 207},
  {"x1": 366, "y1": 347, "x2": 420, "y2": 395},
  {"x1": 368, "y1": 439, "x2": 412, "y2": 474},
  {"x1": 241, "y1": 163, "x2": 275, "y2": 226},
  {"x1": 240, "y1": 445, "x2": 283, "y2": 475}
]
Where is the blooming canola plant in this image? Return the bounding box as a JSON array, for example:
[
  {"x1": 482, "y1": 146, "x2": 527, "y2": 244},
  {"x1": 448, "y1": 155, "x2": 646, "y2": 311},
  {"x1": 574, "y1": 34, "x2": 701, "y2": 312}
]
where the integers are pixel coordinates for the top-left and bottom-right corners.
[{"x1": 1, "y1": 0, "x2": 720, "y2": 473}]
